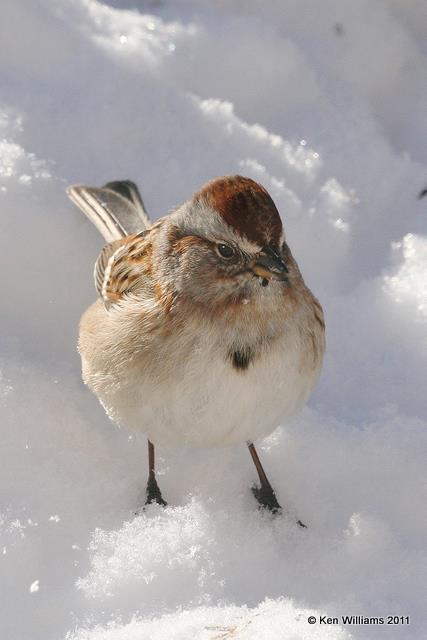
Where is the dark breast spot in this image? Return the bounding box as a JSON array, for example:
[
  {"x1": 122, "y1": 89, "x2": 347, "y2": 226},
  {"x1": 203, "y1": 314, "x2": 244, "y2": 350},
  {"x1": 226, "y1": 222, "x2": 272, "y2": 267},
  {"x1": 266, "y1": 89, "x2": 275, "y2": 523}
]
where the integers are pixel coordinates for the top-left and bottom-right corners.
[{"x1": 229, "y1": 347, "x2": 255, "y2": 371}]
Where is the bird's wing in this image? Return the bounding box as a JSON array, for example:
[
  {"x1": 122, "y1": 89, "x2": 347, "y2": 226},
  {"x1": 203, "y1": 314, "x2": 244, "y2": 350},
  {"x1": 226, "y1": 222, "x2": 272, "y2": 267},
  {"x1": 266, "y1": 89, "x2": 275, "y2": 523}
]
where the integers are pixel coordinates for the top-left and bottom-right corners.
[
  {"x1": 94, "y1": 232, "x2": 153, "y2": 307},
  {"x1": 67, "y1": 180, "x2": 150, "y2": 242},
  {"x1": 93, "y1": 238, "x2": 126, "y2": 298}
]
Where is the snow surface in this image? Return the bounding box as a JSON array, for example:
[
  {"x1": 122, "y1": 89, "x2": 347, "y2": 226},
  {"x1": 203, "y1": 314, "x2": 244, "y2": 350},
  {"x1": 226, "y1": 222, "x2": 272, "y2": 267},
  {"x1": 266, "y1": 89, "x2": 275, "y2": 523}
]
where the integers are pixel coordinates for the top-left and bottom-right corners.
[{"x1": 1, "y1": 1, "x2": 426, "y2": 639}]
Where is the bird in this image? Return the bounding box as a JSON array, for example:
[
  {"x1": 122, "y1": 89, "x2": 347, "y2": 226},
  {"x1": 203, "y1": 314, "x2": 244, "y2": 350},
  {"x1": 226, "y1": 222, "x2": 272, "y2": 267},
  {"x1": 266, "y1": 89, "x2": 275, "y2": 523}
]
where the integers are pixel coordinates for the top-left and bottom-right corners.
[{"x1": 67, "y1": 175, "x2": 325, "y2": 522}]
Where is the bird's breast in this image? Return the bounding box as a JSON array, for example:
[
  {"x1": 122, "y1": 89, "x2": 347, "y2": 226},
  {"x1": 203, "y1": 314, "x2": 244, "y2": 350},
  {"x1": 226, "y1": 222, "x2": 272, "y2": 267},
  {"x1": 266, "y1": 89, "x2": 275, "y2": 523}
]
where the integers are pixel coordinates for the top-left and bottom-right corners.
[{"x1": 97, "y1": 315, "x2": 323, "y2": 447}]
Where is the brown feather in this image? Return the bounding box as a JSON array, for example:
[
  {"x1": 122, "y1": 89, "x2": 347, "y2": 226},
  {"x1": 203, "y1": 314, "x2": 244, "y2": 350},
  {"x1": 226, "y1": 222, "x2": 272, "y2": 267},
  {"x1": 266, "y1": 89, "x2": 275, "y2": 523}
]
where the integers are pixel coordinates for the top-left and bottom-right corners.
[{"x1": 194, "y1": 175, "x2": 283, "y2": 247}]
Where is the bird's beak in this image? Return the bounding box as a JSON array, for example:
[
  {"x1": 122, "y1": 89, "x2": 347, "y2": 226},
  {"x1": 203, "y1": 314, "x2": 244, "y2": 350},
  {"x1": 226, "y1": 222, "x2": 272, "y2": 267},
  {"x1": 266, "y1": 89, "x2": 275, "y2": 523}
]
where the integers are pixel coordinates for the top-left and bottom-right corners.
[{"x1": 251, "y1": 246, "x2": 288, "y2": 281}]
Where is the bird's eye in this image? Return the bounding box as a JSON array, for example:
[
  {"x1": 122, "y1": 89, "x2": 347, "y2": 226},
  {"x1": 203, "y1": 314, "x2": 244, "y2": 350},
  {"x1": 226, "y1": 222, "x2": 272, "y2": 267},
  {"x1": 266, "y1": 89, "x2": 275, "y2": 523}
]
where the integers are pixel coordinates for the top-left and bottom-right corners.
[{"x1": 216, "y1": 243, "x2": 235, "y2": 259}]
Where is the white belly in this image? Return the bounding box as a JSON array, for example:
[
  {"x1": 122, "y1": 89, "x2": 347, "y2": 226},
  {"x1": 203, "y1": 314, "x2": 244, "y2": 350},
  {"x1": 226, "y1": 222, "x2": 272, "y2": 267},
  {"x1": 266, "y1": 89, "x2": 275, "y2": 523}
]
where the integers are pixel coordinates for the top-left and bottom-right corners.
[{"x1": 97, "y1": 327, "x2": 320, "y2": 447}]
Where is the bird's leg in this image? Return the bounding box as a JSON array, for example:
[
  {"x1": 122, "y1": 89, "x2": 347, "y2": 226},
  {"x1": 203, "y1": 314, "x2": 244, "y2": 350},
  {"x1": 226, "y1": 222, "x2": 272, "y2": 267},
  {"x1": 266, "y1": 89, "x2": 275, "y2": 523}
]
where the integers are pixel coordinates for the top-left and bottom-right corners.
[
  {"x1": 247, "y1": 441, "x2": 307, "y2": 527},
  {"x1": 247, "y1": 441, "x2": 282, "y2": 513},
  {"x1": 145, "y1": 440, "x2": 167, "y2": 506}
]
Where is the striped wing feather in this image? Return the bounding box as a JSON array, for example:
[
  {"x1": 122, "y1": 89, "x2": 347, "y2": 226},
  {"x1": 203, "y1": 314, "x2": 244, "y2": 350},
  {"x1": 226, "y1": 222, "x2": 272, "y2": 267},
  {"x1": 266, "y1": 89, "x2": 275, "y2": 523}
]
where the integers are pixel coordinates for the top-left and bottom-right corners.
[
  {"x1": 95, "y1": 233, "x2": 151, "y2": 306},
  {"x1": 67, "y1": 180, "x2": 150, "y2": 242},
  {"x1": 67, "y1": 179, "x2": 153, "y2": 307}
]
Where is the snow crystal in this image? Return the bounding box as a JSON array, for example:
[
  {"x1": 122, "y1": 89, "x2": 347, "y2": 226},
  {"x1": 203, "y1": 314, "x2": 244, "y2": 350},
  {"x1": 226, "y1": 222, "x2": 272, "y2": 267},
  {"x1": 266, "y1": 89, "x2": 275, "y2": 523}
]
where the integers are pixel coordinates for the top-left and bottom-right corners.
[{"x1": 29, "y1": 580, "x2": 40, "y2": 594}]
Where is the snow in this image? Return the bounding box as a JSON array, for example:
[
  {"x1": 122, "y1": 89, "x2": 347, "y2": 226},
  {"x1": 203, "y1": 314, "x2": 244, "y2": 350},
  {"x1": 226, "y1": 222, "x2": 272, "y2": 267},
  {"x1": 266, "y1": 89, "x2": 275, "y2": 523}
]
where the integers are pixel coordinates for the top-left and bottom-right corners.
[
  {"x1": 1, "y1": 1, "x2": 426, "y2": 639},
  {"x1": 29, "y1": 579, "x2": 40, "y2": 594},
  {"x1": 69, "y1": 599, "x2": 353, "y2": 640}
]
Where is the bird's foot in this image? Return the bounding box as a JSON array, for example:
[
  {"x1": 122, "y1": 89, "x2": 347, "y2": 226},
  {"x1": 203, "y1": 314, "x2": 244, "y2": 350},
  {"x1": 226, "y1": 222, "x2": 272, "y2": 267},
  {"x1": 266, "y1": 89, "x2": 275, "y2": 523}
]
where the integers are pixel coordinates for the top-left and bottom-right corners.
[
  {"x1": 251, "y1": 484, "x2": 307, "y2": 528},
  {"x1": 145, "y1": 475, "x2": 167, "y2": 507},
  {"x1": 251, "y1": 483, "x2": 282, "y2": 514}
]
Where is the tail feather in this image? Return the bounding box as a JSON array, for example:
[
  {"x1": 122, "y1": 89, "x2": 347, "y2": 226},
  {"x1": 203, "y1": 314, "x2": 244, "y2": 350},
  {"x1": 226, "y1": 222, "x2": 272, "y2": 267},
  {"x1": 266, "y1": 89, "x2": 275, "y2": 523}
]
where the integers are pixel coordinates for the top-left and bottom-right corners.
[{"x1": 67, "y1": 180, "x2": 151, "y2": 242}]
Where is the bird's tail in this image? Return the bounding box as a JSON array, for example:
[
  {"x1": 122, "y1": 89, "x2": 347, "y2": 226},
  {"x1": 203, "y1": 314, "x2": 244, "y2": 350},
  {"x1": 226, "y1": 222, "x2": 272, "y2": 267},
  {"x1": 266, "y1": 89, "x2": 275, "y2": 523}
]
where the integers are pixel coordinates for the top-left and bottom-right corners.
[{"x1": 67, "y1": 180, "x2": 151, "y2": 242}]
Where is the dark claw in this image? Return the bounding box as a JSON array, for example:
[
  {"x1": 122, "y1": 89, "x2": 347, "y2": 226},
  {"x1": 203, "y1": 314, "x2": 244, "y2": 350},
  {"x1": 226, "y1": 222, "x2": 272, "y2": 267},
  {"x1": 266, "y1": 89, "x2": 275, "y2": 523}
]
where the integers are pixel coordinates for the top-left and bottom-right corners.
[
  {"x1": 145, "y1": 475, "x2": 167, "y2": 506},
  {"x1": 251, "y1": 484, "x2": 308, "y2": 528},
  {"x1": 251, "y1": 484, "x2": 282, "y2": 514}
]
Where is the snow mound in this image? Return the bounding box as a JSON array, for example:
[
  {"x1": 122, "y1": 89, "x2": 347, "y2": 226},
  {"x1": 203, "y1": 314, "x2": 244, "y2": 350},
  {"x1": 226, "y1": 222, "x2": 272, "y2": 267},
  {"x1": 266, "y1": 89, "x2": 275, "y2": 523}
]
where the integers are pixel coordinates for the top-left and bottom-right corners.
[{"x1": 68, "y1": 599, "x2": 351, "y2": 640}]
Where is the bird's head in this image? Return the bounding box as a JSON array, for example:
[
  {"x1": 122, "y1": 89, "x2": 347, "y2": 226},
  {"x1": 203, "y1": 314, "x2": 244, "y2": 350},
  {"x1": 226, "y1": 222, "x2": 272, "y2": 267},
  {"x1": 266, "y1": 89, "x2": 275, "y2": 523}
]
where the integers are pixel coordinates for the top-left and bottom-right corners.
[{"x1": 160, "y1": 175, "x2": 302, "y2": 317}]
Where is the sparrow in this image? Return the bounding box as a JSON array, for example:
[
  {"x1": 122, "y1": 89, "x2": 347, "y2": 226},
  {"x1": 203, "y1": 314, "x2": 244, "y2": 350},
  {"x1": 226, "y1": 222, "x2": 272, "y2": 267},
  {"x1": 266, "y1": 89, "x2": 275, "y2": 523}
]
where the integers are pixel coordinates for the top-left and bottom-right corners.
[{"x1": 67, "y1": 176, "x2": 325, "y2": 522}]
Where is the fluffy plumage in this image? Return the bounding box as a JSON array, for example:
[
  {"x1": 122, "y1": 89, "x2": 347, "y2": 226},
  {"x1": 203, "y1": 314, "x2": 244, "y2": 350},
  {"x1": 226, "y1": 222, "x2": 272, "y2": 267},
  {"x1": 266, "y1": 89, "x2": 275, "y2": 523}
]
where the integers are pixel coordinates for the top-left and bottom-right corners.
[{"x1": 72, "y1": 176, "x2": 325, "y2": 448}]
